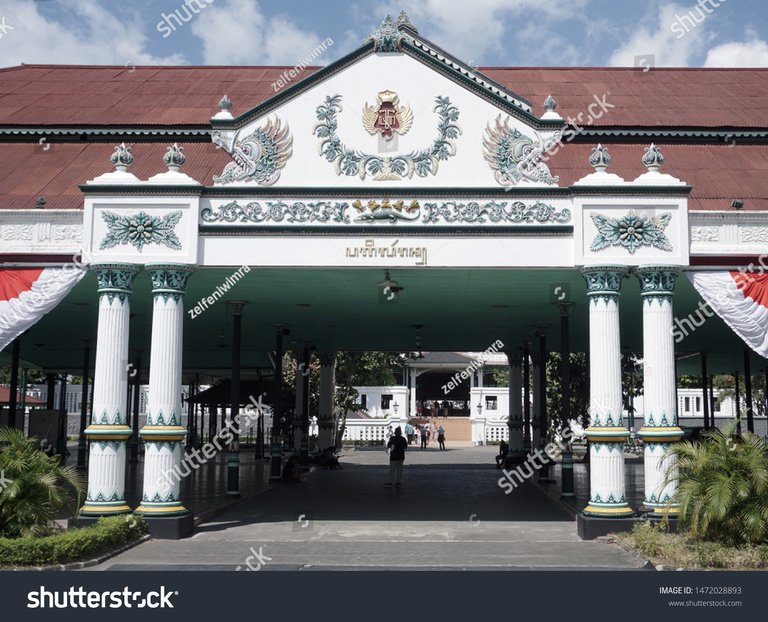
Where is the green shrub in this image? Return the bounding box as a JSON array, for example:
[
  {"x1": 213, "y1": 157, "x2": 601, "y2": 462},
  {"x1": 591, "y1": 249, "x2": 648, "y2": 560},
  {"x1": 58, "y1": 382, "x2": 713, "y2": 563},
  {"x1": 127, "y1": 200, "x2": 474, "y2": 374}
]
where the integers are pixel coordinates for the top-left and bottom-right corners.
[
  {"x1": 0, "y1": 515, "x2": 148, "y2": 567},
  {"x1": 670, "y1": 424, "x2": 768, "y2": 545},
  {"x1": 616, "y1": 521, "x2": 768, "y2": 569},
  {"x1": 0, "y1": 426, "x2": 85, "y2": 537}
]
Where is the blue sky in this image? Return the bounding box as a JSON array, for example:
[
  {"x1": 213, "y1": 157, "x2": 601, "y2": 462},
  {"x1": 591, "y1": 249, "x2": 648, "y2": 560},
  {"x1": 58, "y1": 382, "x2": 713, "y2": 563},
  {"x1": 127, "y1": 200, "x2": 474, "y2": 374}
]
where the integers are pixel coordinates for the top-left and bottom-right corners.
[{"x1": 0, "y1": 0, "x2": 766, "y2": 67}]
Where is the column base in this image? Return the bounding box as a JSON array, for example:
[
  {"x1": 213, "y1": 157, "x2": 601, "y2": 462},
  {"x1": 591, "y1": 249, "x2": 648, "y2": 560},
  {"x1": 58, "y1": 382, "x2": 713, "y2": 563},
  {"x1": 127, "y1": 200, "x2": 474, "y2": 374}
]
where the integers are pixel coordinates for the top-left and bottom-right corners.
[
  {"x1": 135, "y1": 502, "x2": 189, "y2": 517},
  {"x1": 582, "y1": 503, "x2": 636, "y2": 518},
  {"x1": 141, "y1": 512, "x2": 194, "y2": 540},
  {"x1": 80, "y1": 503, "x2": 132, "y2": 516},
  {"x1": 640, "y1": 503, "x2": 680, "y2": 517},
  {"x1": 577, "y1": 513, "x2": 641, "y2": 540}
]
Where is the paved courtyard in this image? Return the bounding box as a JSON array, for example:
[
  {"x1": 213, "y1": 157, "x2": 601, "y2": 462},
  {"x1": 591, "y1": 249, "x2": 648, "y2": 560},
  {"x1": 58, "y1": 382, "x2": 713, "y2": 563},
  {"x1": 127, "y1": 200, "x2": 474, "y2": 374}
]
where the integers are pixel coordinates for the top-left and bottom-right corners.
[{"x1": 89, "y1": 444, "x2": 648, "y2": 571}]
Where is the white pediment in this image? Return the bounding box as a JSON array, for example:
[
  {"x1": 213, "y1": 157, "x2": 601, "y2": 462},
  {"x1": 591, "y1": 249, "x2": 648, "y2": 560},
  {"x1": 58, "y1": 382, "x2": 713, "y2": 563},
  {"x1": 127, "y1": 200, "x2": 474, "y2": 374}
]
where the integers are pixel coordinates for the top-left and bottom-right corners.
[{"x1": 210, "y1": 39, "x2": 562, "y2": 190}]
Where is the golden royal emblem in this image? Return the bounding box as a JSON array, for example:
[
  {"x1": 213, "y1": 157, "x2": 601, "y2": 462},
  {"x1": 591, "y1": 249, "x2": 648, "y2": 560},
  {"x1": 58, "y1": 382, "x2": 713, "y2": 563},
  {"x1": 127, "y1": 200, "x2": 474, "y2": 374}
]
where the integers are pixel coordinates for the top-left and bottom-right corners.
[{"x1": 362, "y1": 90, "x2": 413, "y2": 141}]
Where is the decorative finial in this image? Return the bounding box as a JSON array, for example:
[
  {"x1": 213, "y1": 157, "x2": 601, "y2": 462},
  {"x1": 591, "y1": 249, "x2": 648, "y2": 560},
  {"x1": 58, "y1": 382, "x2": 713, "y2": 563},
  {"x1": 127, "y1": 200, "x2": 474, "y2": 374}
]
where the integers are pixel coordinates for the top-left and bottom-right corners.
[
  {"x1": 641, "y1": 143, "x2": 664, "y2": 172},
  {"x1": 589, "y1": 143, "x2": 611, "y2": 172},
  {"x1": 110, "y1": 143, "x2": 133, "y2": 171},
  {"x1": 397, "y1": 10, "x2": 417, "y2": 32},
  {"x1": 219, "y1": 94, "x2": 231, "y2": 112},
  {"x1": 367, "y1": 15, "x2": 403, "y2": 53},
  {"x1": 543, "y1": 94, "x2": 557, "y2": 112},
  {"x1": 163, "y1": 143, "x2": 186, "y2": 171}
]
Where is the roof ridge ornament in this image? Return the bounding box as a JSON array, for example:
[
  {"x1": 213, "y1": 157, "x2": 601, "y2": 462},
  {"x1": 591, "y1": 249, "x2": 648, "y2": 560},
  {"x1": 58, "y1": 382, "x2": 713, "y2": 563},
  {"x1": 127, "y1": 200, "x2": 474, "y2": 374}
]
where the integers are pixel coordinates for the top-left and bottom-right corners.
[
  {"x1": 212, "y1": 94, "x2": 234, "y2": 120},
  {"x1": 367, "y1": 14, "x2": 410, "y2": 52},
  {"x1": 110, "y1": 143, "x2": 133, "y2": 171},
  {"x1": 397, "y1": 10, "x2": 418, "y2": 33},
  {"x1": 163, "y1": 143, "x2": 186, "y2": 171},
  {"x1": 589, "y1": 143, "x2": 611, "y2": 172},
  {"x1": 641, "y1": 142, "x2": 664, "y2": 172},
  {"x1": 541, "y1": 94, "x2": 562, "y2": 120}
]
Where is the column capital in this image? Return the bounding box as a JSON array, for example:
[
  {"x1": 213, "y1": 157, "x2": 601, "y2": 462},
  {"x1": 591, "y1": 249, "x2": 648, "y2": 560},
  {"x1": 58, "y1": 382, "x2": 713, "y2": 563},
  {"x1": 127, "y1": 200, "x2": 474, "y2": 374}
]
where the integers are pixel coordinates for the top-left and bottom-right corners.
[
  {"x1": 91, "y1": 263, "x2": 140, "y2": 303},
  {"x1": 635, "y1": 265, "x2": 680, "y2": 298},
  {"x1": 318, "y1": 351, "x2": 336, "y2": 367},
  {"x1": 146, "y1": 263, "x2": 194, "y2": 301},
  {"x1": 580, "y1": 265, "x2": 630, "y2": 296},
  {"x1": 505, "y1": 350, "x2": 523, "y2": 367}
]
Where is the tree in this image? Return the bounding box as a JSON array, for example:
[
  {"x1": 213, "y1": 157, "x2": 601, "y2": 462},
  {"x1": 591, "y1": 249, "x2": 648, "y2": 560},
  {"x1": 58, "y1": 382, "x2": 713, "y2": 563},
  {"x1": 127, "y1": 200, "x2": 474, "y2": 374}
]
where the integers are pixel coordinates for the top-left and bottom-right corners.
[
  {"x1": 333, "y1": 352, "x2": 400, "y2": 446},
  {"x1": 545, "y1": 352, "x2": 590, "y2": 430},
  {"x1": 712, "y1": 373, "x2": 766, "y2": 418}
]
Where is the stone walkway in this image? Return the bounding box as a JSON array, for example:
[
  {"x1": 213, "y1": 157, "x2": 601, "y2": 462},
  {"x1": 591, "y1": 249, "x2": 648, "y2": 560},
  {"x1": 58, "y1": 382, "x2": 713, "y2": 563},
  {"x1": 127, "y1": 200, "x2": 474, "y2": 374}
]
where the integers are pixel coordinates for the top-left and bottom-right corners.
[{"x1": 88, "y1": 445, "x2": 648, "y2": 570}]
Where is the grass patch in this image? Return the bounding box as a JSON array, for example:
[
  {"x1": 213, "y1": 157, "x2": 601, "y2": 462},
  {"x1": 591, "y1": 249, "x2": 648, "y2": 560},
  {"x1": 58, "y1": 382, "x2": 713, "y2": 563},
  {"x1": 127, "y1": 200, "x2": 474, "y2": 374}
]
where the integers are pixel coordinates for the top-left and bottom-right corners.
[
  {"x1": 0, "y1": 515, "x2": 148, "y2": 567},
  {"x1": 614, "y1": 521, "x2": 768, "y2": 569}
]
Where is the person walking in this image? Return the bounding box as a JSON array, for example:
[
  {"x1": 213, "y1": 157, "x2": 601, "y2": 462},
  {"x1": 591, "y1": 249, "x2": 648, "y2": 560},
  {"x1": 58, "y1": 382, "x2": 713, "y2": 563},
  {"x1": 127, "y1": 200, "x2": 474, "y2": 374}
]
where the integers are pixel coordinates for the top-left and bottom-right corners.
[
  {"x1": 404, "y1": 422, "x2": 414, "y2": 445},
  {"x1": 386, "y1": 426, "x2": 408, "y2": 486},
  {"x1": 437, "y1": 425, "x2": 446, "y2": 450},
  {"x1": 420, "y1": 424, "x2": 428, "y2": 449}
]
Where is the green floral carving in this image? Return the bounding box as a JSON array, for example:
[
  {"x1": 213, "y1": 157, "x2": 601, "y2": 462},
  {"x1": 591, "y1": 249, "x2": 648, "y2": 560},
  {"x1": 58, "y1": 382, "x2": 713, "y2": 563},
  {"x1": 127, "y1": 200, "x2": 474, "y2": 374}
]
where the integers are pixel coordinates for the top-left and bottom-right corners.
[
  {"x1": 100, "y1": 211, "x2": 182, "y2": 252},
  {"x1": 423, "y1": 201, "x2": 570, "y2": 224},
  {"x1": 590, "y1": 211, "x2": 672, "y2": 254},
  {"x1": 314, "y1": 94, "x2": 460, "y2": 181},
  {"x1": 201, "y1": 201, "x2": 350, "y2": 224}
]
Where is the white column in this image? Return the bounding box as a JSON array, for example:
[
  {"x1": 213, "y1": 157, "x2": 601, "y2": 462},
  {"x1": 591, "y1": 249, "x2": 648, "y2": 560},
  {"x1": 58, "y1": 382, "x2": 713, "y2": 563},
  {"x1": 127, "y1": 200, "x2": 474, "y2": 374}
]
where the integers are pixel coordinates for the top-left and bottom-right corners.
[
  {"x1": 81, "y1": 264, "x2": 139, "y2": 516},
  {"x1": 478, "y1": 365, "x2": 484, "y2": 389},
  {"x1": 506, "y1": 352, "x2": 525, "y2": 459},
  {"x1": 636, "y1": 266, "x2": 683, "y2": 515},
  {"x1": 136, "y1": 265, "x2": 194, "y2": 517},
  {"x1": 581, "y1": 266, "x2": 633, "y2": 517},
  {"x1": 409, "y1": 367, "x2": 417, "y2": 418},
  {"x1": 318, "y1": 351, "x2": 336, "y2": 449}
]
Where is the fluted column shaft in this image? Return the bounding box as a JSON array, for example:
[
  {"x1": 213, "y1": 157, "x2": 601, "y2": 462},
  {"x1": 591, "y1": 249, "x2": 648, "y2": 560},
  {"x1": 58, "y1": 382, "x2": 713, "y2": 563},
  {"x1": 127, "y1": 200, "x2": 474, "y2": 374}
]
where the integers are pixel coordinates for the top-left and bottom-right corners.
[
  {"x1": 581, "y1": 266, "x2": 633, "y2": 517},
  {"x1": 81, "y1": 265, "x2": 139, "y2": 516},
  {"x1": 636, "y1": 266, "x2": 683, "y2": 515},
  {"x1": 136, "y1": 264, "x2": 193, "y2": 517}
]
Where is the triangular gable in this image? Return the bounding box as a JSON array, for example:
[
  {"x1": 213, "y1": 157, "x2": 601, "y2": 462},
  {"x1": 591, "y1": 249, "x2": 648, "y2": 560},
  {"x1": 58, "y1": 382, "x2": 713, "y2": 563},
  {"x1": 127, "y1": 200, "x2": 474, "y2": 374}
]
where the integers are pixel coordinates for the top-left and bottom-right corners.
[{"x1": 209, "y1": 13, "x2": 564, "y2": 190}]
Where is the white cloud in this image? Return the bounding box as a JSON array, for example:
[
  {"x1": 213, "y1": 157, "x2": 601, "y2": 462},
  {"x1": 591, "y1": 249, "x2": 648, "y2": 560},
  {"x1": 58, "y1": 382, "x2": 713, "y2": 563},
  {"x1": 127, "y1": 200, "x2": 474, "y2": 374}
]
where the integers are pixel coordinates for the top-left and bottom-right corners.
[
  {"x1": 190, "y1": 0, "x2": 330, "y2": 65},
  {"x1": 375, "y1": 0, "x2": 588, "y2": 64},
  {"x1": 704, "y1": 37, "x2": 768, "y2": 67},
  {"x1": 0, "y1": 0, "x2": 184, "y2": 66},
  {"x1": 607, "y1": 2, "x2": 711, "y2": 67}
]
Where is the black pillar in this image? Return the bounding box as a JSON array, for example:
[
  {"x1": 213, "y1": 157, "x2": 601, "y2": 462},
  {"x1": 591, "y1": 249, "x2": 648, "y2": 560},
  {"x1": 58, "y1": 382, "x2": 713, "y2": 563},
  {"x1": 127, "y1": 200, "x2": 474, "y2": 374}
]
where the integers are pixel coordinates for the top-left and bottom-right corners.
[
  {"x1": 522, "y1": 342, "x2": 531, "y2": 451},
  {"x1": 56, "y1": 374, "x2": 68, "y2": 461},
  {"x1": 77, "y1": 341, "x2": 91, "y2": 469},
  {"x1": 558, "y1": 303, "x2": 574, "y2": 497},
  {"x1": 8, "y1": 337, "x2": 20, "y2": 428},
  {"x1": 227, "y1": 301, "x2": 244, "y2": 497},
  {"x1": 130, "y1": 354, "x2": 141, "y2": 463},
  {"x1": 743, "y1": 349, "x2": 754, "y2": 433},
  {"x1": 45, "y1": 372, "x2": 56, "y2": 409},
  {"x1": 270, "y1": 326, "x2": 286, "y2": 480},
  {"x1": 701, "y1": 352, "x2": 710, "y2": 431},
  {"x1": 300, "y1": 345, "x2": 311, "y2": 468},
  {"x1": 708, "y1": 374, "x2": 715, "y2": 429},
  {"x1": 255, "y1": 374, "x2": 265, "y2": 459},
  {"x1": 734, "y1": 370, "x2": 742, "y2": 434}
]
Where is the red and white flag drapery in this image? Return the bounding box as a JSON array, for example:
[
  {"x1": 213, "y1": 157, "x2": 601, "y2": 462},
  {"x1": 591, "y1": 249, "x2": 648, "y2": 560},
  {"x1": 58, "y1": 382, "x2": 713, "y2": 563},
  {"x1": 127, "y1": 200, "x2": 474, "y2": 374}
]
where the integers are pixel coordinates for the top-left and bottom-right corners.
[
  {"x1": 0, "y1": 267, "x2": 86, "y2": 351},
  {"x1": 688, "y1": 271, "x2": 768, "y2": 358}
]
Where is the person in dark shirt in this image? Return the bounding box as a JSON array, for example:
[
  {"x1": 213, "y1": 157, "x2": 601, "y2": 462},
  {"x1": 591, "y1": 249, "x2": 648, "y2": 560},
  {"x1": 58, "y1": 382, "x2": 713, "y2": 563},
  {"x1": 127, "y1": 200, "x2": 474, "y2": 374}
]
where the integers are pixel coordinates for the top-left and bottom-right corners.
[
  {"x1": 386, "y1": 426, "x2": 408, "y2": 486},
  {"x1": 496, "y1": 440, "x2": 509, "y2": 468}
]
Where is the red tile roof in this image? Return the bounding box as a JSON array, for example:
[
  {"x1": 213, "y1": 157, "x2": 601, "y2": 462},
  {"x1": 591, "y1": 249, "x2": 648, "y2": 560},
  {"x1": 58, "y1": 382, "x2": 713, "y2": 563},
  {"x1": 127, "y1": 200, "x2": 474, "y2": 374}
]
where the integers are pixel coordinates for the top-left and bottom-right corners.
[
  {"x1": 0, "y1": 64, "x2": 767, "y2": 128},
  {"x1": 0, "y1": 141, "x2": 763, "y2": 211}
]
